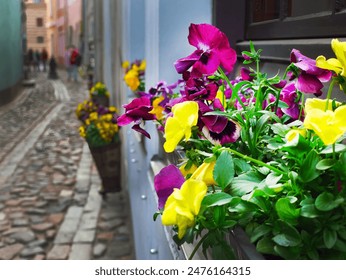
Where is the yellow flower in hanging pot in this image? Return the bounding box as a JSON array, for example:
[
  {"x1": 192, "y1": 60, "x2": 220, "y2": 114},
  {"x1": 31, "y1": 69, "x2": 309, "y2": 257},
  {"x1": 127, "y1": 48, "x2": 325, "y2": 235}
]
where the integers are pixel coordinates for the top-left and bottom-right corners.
[
  {"x1": 304, "y1": 98, "x2": 346, "y2": 145},
  {"x1": 122, "y1": 60, "x2": 130, "y2": 69},
  {"x1": 161, "y1": 178, "x2": 207, "y2": 239},
  {"x1": 124, "y1": 69, "x2": 140, "y2": 91},
  {"x1": 149, "y1": 96, "x2": 165, "y2": 120},
  {"x1": 139, "y1": 60, "x2": 146, "y2": 71}
]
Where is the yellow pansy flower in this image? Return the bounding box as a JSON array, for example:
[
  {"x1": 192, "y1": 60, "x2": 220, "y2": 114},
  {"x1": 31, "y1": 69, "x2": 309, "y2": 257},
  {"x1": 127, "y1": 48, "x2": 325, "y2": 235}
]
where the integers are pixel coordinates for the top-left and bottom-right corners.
[
  {"x1": 179, "y1": 162, "x2": 198, "y2": 177},
  {"x1": 285, "y1": 129, "x2": 306, "y2": 142},
  {"x1": 304, "y1": 98, "x2": 346, "y2": 145},
  {"x1": 305, "y1": 98, "x2": 341, "y2": 112},
  {"x1": 124, "y1": 69, "x2": 140, "y2": 91},
  {"x1": 79, "y1": 126, "x2": 86, "y2": 138},
  {"x1": 149, "y1": 96, "x2": 165, "y2": 120},
  {"x1": 109, "y1": 106, "x2": 118, "y2": 113},
  {"x1": 122, "y1": 60, "x2": 130, "y2": 69},
  {"x1": 216, "y1": 89, "x2": 226, "y2": 109},
  {"x1": 89, "y1": 112, "x2": 98, "y2": 121},
  {"x1": 139, "y1": 60, "x2": 146, "y2": 71},
  {"x1": 161, "y1": 179, "x2": 207, "y2": 239},
  {"x1": 163, "y1": 101, "x2": 199, "y2": 153},
  {"x1": 190, "y1": 161, "x2": 217, "y2": 186},
  {"x1": 316, "y1": 39, "x2": 346, "y2": 77}
]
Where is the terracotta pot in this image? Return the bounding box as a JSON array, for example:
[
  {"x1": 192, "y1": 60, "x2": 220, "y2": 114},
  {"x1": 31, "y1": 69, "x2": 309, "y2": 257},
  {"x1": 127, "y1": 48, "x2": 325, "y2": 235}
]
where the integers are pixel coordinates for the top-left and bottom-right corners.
[{"x1": 88, "y1": 142, "x2": 121, "y2": 193}]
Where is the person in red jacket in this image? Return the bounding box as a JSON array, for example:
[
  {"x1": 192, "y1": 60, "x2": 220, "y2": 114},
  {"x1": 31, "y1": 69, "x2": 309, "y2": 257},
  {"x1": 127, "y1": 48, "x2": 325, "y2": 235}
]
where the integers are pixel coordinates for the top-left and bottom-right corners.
[{"x1": 69, "y1": 46, "x2": 80, "y2": 82}]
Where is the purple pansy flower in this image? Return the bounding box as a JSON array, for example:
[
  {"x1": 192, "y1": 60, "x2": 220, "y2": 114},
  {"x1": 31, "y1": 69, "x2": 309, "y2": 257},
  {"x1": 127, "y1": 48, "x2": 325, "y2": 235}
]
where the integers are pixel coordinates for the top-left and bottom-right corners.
[
  {"x1": 154, "y1": 165, "x2": 185, "y2": 209},
  {"x1": 117, "y1": 96, "x2": 155, "y2": 138},
  {"x1": 184, "y1": 77, "x2": 218, "y2": 101},
  {"x1": 290, "y1": 49, "x2": 332, "y2": 96},
  {"x1": 280, "y1": 82, "x2": 301, "y2": 120},
  {"x1": 174, "y1": 23, "x2": 237, "y2": 77}
]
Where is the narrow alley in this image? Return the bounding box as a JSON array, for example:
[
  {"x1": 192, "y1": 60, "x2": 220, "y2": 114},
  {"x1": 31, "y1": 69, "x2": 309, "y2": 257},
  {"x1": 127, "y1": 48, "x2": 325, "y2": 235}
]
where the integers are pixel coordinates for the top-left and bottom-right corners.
[{"x1": 0, "y1": 72, "x2": 133, "y2": 260}]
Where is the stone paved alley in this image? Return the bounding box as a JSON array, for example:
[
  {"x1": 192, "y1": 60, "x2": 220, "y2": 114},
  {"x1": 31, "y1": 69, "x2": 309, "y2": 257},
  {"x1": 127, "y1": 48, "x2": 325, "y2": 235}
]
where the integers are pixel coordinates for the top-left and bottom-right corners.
[{"x1": 0, "y1": 72, "x2": 134, "y2": 260}]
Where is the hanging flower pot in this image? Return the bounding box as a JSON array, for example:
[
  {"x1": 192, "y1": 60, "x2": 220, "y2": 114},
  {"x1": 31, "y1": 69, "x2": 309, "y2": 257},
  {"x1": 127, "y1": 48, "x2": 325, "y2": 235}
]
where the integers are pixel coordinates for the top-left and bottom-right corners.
[
  {"x1": 91, "y1": 94, "x2": 109, "y2": 107},
  {"x1": 88, "y1": 142, "x2": 121, "y2": 193},
  {"x1": 76, "y1": 89, "x2": 121, "y2": 194}
]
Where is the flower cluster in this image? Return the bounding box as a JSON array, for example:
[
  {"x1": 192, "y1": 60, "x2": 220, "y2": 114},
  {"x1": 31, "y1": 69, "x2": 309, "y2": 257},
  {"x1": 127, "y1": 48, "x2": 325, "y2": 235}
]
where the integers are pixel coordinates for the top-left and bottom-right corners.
[
  {"x1": 76, "y1": 89, "x2": 119, "y2": 148},
  {"x1": 122, "y1": 59, "x2": 146, "y2": 93},
  {"x1": 119, "y1": 23, "x2": 346, "y2": 260},
  {"x1": 90, "y1": 82, "x2": 110, "y2": 98}
]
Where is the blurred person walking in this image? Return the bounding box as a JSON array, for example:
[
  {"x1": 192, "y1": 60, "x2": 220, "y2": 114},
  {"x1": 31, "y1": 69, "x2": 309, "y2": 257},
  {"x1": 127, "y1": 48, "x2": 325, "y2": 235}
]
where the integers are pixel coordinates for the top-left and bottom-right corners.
[
  {"x1": 64, "y1": 46, "x2": 73, "y2": 81},
  {"x1": 27, "y1": 48, "x2": 34, "y2": 72},
  {"x1": 41, "y1": 48, "x2": 48, "y2": 72},
  {"x1": 69, "y1": 46, "x2": 80, "y2": 82},
  {"x1": 33, "y1": 50, "x2": 41, "y2": 72}
]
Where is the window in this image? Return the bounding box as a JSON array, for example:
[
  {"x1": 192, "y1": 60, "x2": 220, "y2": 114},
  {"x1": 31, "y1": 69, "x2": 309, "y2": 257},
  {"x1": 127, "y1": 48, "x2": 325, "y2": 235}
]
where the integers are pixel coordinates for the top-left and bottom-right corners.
[
  {"x1": 36, "y1": 18, "x2": 43, "y2": 27},
  {"x1": 246, "y1": 0, "x2": 346, "y2": 40},
  {"x1": 37, "y1": 36, "x2": 44, "y2": 43}
]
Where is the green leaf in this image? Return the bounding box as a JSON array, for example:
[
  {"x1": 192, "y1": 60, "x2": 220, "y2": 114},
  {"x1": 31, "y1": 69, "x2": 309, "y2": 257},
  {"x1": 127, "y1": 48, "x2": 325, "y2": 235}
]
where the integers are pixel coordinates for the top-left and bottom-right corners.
[
  {"x1": 255, "y1": 114, "x2": 270, "y2": 137},
  {"x1": 265, "y1": 173, "x2": 283, "y2": 186},
  {"x1": 338, "y1": 229, "x2": 346, "y2": 240},
  {"x1": 320, "y1": 144, "x2": 346, "y2": 154},
  {"x1": 275, "y1": 198, "x2": 300, "y2": 223},
  {"x1": 278, "y1": 100, "x2": 289, "y2": 109},
  {"x1": 233, "y1": 158, "x2": 252, "y2": 174},
  {"x1": 222, "y1": 219, "x2": 237, "y2": 229},
  {"x1": 250, "y1": 224, "x2": 271, "y2": 243},
  {"x1": 300, "y1": 204, "x2": 319, "y2": 218},
  {"x1": 213, "y1": 206, "x2": 224, "y2": 225},
  {"x1": 299, "y1": 150, "x2": 320, "y2": 183},
  {"x1": 230, "y1": 171, "x2": 263, "y2": 196},
  {"x1": 315, "y1": 192, "x2": 344, "y2": 211},
  {"x1": 274, "y1": 245, "x2": 300, "y2": 259},
  {"x1": 242, "y1": 50, "x2": 254, "y2": 58},
  {"x1": 273, "y1": 234, "x2": 297, "y2": 247},
  {"x1": 334, "y1": 239, "x2": 346, "y2": 253},
  {"x1": 230, "y1": 81, "x2": 252, "y2": 102},
  {"x1": 323, "y1": 228, "x2": 337, "y2": 249},
  {"x1": 316, "y1": 159, "x2": 336, "y2": 170},
  {"x1": 271, "y1": 123, "x2": 289, "y2": 137},
  {"x1": 256, "y1": 237, "x2": 276, "y2": 255},
  {"x1": 214, "y1": 151, "x2": 234, "y2": 190},
  {"x1": 202, "y1": 192, "x2": 233, "y2": 208}
]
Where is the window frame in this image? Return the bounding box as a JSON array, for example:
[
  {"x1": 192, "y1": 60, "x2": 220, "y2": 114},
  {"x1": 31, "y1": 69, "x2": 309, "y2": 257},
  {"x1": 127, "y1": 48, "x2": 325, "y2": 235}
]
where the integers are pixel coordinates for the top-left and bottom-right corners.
[
  {"x1": 246, "y1": 0, "x2": 346, "y2": 40},
  {"x1": 36, "y1": 17, "x2": 43, "y2": 27},
  {"x1": 37, "y1": 36, "x2": 44, "y2": 43}
]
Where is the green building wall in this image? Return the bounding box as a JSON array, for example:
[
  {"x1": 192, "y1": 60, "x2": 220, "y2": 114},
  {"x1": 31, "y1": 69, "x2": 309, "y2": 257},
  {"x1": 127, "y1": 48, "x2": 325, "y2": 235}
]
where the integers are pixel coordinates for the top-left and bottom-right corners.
[{"x1": 0, "y1": 0, "x2": 23, "y2": 105}]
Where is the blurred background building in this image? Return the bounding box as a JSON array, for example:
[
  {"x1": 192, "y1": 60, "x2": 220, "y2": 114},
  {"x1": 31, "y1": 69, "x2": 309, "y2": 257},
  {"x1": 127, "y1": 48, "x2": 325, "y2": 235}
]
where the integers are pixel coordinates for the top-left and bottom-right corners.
[{"x1": 0, "y1": 0, "x2": 24, "y2": 106}]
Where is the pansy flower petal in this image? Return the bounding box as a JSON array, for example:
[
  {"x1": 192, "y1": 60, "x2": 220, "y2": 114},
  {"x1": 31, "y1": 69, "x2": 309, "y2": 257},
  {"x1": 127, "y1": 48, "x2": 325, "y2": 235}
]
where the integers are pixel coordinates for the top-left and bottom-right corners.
[{"x1": 154, "y1": 165, "x2": 185, "y2": 209}]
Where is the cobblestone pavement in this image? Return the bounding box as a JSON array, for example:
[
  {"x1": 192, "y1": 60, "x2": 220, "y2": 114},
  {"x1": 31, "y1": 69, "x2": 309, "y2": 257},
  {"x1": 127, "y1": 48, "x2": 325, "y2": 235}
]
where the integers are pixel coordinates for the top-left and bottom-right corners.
[{"x1": 0, "y1": 71, "x2": 134, "y2": 260}]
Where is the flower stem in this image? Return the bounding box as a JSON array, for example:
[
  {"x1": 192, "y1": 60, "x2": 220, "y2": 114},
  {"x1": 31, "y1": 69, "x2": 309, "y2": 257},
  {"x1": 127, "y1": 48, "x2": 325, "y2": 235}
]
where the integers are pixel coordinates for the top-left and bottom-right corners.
[
  {"x1": 188, "y1": 231, "x2": 210, "y2": 260},
  {"x1": 221, "y1": 147, "x2": 285, "y2": 174},
  {"x1": 218, "y1": 67, "x2": 246, "y2": 110},
  {"x1": 325, "y1": 79, "x2": 336, "y2": 111}
]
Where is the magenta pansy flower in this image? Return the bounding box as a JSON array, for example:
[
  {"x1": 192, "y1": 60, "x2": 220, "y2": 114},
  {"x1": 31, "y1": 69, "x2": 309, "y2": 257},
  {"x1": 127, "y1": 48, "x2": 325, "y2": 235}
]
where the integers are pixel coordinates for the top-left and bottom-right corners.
[
  {"x1": 174, "y1": 23, "x2": 237, "y2": 77},
  {"x1": 290, "y1": 49, "x2": 332, "y2": 96},
  {"x1": 184, "y1": 77, "x2": 218, "y2": 101},
  {"x1": 117, "y1": 96, "x2": 156, "y2": 138},
  {"x1": 154, "y1": 164, "x2": 185, "y2": 209}
]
